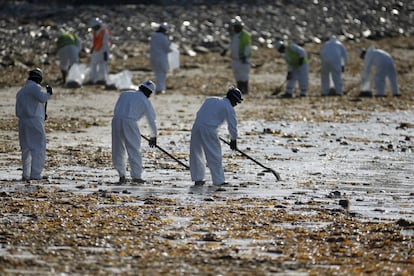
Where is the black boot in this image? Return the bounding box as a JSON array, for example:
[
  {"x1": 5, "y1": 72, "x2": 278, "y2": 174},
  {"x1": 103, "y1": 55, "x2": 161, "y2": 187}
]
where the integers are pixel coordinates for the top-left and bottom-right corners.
[
  {"x1": 61, "y1": 70, "x2": 67, "y2": 84},
  {"x1": 237, "y1": 81, "x2": 243, "y2": 93},
  {"x1": 243, "y1": 81, "x2": 249, "y2": 94},
  {"x1": 238, "y1": 81, "x2": 248, "y2": 94}
]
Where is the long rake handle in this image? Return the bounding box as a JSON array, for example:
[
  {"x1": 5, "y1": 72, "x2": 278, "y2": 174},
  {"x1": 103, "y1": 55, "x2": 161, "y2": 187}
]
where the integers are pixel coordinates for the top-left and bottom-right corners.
[
  {"x1": 44, "y1": 102, "x2": 48, "y2": 121},
  {"x1": 141, "y1": 135, "x2": 189, "y2": 170},
  {"x1": 219, "y1": 137, "x2": 281, "y2": 181}
]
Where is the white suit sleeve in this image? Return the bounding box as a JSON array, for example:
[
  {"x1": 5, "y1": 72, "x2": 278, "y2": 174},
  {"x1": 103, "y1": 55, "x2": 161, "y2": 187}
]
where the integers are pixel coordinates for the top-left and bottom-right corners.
[
  {"x1": 361, "y1": 54, "x2": 373, "y2": 83},
  {"x1": 145, "y1": 101, "x2": 157, "y2": 137},
  {"x1": 226, "y1": 105, "x2": 238, "y2": 140},
  {"x1": 161, "y1": 35, "x2": 172, "y2": 53},
  {"x1": 340, "y1": 44, "x2": 347, "y2": 65},
  {"x1": 243, "y1": 45, "x2": 251, "y2": 58},
  {"x1": 35, "y1": 87, "x2": 51, "y2": 103},
  {"x1": 102, "y1": 30, "x2": 110, "y2": 53}
]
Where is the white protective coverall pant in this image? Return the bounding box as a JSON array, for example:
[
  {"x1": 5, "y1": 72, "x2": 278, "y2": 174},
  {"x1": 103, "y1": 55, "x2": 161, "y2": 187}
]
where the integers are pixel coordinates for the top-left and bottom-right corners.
[
  {"x1": 112, "y1": 118, "x2": 142, "y2": 179},
  {"x1": 150, "y1": 31, "x2": 171, "y2": 92},
  {"x1": 58, "y1": 44, "x2": 80, "y2": 72},
  {"x1": 90, "y1": 51, "x2": 109, "y2": 84},
  {"x1": 15, "y1": 80, "x2": 50, "y2": 180},
  {"x1": 190, "y1": 124, "x2": 224, "y2": 185},
  {"x1": 18, "y1": 118, "x2": 46, "y2": 180},
  {"x1": 361, "y1": 46, "x2": 399, "y2": 96},
  {"x1": 320, "y1": 37, "x2": 347, "y2": 95},
  {"x1": 190, "y1": 97, "x2": 238, "y2": 185},
  {"x1": 286, "y1": 63, "x2": 309, "y2": 96},
  {"x1": 231, "y1": 60, "x2": 250, "y2": 82},
  {"x1": 111, "y1": 90, "x2": 157, "y2": 179}
]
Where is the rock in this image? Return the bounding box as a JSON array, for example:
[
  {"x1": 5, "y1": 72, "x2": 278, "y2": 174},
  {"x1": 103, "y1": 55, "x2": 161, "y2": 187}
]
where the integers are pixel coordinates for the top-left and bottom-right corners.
[
  {"x1": 339, "y1": 199, "x2": 350, "y2": 209},
  {"x1": 396, "y1": 219, "x2": 414, "y2": 228},
  {"x1": 328, "y1": 191, "x2": 341, "y2": 198},
  {"x1": 0, "y1": 0, "x2": 412, "y2": 73}
]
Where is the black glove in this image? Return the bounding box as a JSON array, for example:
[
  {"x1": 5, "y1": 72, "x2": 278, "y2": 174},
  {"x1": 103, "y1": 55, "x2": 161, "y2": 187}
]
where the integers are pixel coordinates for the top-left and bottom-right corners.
[
  {"x1": 103, "y1": 52, "x2": 108, "y2": 62},
  {"x1": 230, "y1": 139, "x2": 237, "y2": 150},
  {"x1": 46, "y1": 85, "x2": 53, "y2": 95},
  {"x1": 149, "y1": 137, "x2": 157, "y2": 148},
  {"x1": 286, "y1": 71, "x2": 292, "y2": 80},
  {"x1": 220, "y1": 49, "x2": 227, "y2": 57},
  {"x1": 341, "y1": 66, "x2": 345, "y2": 73},
  {"x1": 298, "y1": 57, "x2": 304, "y2": 66}
]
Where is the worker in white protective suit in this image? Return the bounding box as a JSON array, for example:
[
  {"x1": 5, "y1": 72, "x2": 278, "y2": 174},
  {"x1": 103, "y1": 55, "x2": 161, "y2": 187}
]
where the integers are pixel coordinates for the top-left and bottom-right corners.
[
  {"x1": 221, "y1": 16, "x2": 252, "y2": 95},
  {"x1": 190, "y1": 87, "x2": 243, "y2": 186},
  {"x1": 275, "y1": 40, "x2": 309, "y2": 98},
  {"x1": 15, "y1": 68, "x2": 53, "y2": 181},
  {"x1": 88, "y1": 17, "x2": 111, "y2": 85},
  {"x1": 359, "y1": 46, "x2": 400, "y2": 97},
  {"x1": 319, "y1": 36, "x2": 347, "y2": 96},
  {"x1": 111, "y1": 80, "x2": 157, "y2": 184},
  {"x1": 150, "y1": 22, "x2": 172, "y2": 94},
  {"x1": 56, "y1": 29, "x2": 81, "y2": 84}
]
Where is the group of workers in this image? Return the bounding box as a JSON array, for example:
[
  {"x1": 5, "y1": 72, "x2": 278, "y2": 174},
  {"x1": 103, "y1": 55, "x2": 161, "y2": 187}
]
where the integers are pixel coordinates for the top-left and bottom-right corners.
[
  {"x1": 56, "y1": 18, "x2": 173, "y2": 93},
  {"x1": 56, "y1": 17, "x2": 111, "y2": 86},
  {"x1": 16, "y1": 15, "x2": 402, "y2": 185},
  {"x1": 274, "y1": 37, "x2": 400, "y2": 98},
  {"x1": 223, "y1": 17, "x2": 400, "y2": 98},
  {"x1": 57, "y1": 15, "x2": 400, "y2": 98},
  {"x1": 15, "y1": 67, "x2": 243, "y2": 186}
]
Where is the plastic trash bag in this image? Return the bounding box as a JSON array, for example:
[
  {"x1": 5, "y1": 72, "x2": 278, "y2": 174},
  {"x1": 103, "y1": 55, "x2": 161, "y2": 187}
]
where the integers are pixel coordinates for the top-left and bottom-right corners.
[
  {"x1": 65, "y1": 63, "x2": 89, "y2": 88},
  {"x1": 168, "y1": 43, "x2": 180, "y2": 71},
  {"x1": 107, "y1": 70, "x2": 135, "y2": 90}
]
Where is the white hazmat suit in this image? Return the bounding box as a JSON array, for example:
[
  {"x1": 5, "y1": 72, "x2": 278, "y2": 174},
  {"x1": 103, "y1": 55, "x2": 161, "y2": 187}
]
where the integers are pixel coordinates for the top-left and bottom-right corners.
[
  {"x1": 15, "y1": 80, "x2": 51, "y2": 180},
  {"x1": 111, "y1": 89, "x2": 157, "y2": 180},
  {"x1": 320, "y1": 36, "x2": 347, "y2": 96},
  {"x1": 150, "y1": 27, "x2": 171, "y2": 93},
  {"x1": 361, "y1": 46, "x2": 399, "y2": 96},
  {"x1": 190, "y1": 97, "x2": 238, "y2": 185},
  {"x1": 89, "y1": 20, "x2": 111, "y2": 84}
]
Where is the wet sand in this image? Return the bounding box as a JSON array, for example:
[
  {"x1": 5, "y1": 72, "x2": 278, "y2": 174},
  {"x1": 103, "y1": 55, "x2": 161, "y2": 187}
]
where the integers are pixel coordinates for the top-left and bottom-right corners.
[
  {"x1": 0, "y1": 3, "x2": 414, "y2": 268},
  {"x1": 1, "y1": 63, "x2": 413, "y2": 273}
]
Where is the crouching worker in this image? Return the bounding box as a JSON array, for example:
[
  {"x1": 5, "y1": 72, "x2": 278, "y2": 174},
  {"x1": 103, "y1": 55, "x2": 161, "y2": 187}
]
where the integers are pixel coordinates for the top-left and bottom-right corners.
[
  {"x1": 359, "y1": 46, "x2": 400, "y2": 97},
  {"x1": 15, "y1": 68, "x2": 53, "y2": 181},
  {"x1": 190, "y1": 87, "x2": 243, "y2": 187},
  {"x1": 275, "y1": 40, "x2": 309, "y2": 98},
  {"x1": 111, "y1": 80, "x2": 157, "y2": 184}
]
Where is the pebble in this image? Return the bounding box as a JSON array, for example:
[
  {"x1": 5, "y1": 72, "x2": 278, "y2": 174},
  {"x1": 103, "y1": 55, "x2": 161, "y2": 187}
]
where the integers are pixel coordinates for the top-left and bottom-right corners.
[{"x1": 0, "y1": 1, "x2": 413, "y2": 68}]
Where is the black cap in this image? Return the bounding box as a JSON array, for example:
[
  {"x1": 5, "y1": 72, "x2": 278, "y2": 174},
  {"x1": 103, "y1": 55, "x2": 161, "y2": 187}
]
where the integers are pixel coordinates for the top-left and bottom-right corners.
[
  {"x1": 226, "y1": 87, "x2": 243, "y2": 103},
  {"x1": 28, "y1": 68, "x2": 43, "y2": 83},
  {"x1": 29, "y1": 68, "x2": 43, "y2": 79}
]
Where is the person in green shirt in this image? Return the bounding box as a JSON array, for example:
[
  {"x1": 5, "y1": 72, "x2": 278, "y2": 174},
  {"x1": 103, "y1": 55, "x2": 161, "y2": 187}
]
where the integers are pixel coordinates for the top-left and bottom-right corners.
[
  {"x1": 221, "y1": 16, "x2": 252, "y2": 95},
  {"x1": 56, "y1": 30, "x2": 81, "y2": 84},
  {"x1": 275, "y1": 40, "x2": 309, "y2": 98}
]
